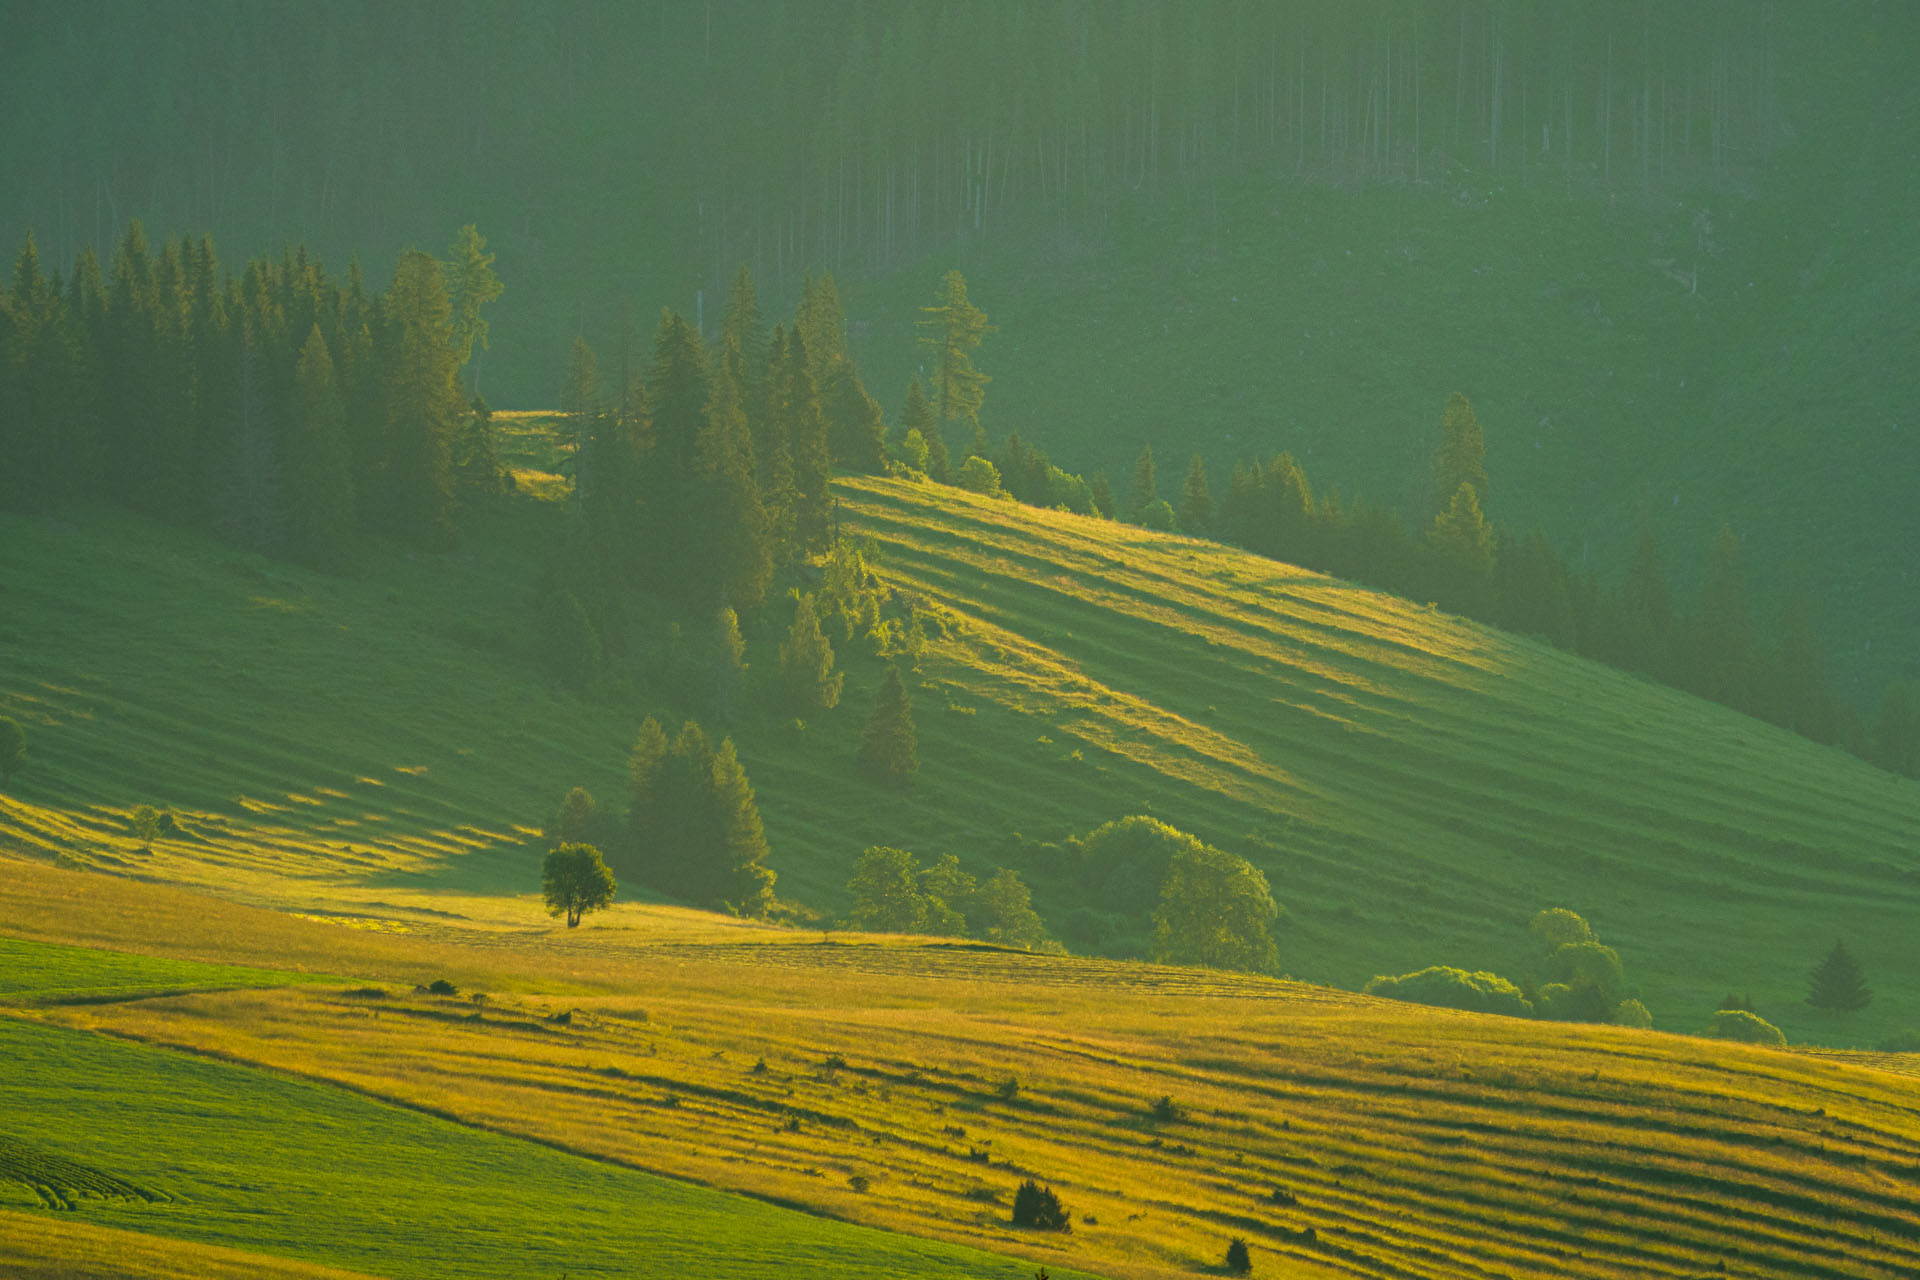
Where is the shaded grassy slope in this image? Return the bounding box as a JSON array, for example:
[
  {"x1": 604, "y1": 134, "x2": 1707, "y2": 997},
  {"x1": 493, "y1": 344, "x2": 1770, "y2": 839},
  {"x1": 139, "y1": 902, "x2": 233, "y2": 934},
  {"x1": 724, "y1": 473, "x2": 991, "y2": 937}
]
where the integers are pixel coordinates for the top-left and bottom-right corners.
[
  {"x1": 2, "y1": 476, "x2": 1917, "y2": 1045},
  {"x1": 10, "y1": 876, "x2": 1920, "y2": 1280}
]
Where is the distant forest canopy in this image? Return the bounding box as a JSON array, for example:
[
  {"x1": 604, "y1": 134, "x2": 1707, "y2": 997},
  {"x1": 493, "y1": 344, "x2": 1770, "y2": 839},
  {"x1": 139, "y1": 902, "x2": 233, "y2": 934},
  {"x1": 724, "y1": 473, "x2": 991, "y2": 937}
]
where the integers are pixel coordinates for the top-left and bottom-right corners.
[{"x1": 3, "y1": 1, "x2": 1785, "y2": 399}]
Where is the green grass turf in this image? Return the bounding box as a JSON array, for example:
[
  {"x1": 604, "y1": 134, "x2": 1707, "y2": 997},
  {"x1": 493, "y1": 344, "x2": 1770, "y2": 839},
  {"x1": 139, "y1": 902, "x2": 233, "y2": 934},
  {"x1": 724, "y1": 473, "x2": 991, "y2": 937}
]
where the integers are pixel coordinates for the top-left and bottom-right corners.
[
  {"x1": 0, "y1": 1014, "x2": 1099, "y2": 1280},
  {"x1": 0, "y1": 935, "x2": 325, "y2": 1001}
]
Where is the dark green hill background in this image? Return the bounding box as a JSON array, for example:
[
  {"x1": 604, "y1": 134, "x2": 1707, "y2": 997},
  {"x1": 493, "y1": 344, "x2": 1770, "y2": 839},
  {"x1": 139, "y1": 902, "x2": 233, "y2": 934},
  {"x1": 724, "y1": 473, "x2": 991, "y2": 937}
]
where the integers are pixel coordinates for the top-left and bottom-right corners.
[{"x1": 4, "y1": 0, "x2": 1914, "y2": 693}]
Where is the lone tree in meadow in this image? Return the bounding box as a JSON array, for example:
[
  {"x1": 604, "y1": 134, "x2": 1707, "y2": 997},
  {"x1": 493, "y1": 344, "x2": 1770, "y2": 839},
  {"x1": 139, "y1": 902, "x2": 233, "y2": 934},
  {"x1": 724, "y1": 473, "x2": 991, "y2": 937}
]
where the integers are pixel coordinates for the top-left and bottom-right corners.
[
  {"x1": 1225, "y1": 1237, "x2": 1253, "y2": 1274},
  {"x1": 541, "y1": 842, "x2": 617, "y2": 927},
  {"x1": 1807, "y1": 939, "x2": 1872, "y2": 1013},
  {"x1": 0, "y1": 716, "x2": 25, "y2": 788},
  {"x1": 859, "y1": 666, "x2": 918, "y2": 786}
]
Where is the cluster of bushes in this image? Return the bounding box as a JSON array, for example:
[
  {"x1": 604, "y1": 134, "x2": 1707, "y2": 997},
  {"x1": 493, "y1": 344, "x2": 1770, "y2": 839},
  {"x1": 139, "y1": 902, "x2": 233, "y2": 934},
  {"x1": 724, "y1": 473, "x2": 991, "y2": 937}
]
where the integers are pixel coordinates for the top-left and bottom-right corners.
[
  {"x1": 1365, "y1": 909, "x2": 1649, "y2": 1027},
  {"x1": 1034, "y1": 816, "x2": 1282, "y2": 975},
  {"x1": 843, "y1": 846, "x2": 1053, "y2": 950}
]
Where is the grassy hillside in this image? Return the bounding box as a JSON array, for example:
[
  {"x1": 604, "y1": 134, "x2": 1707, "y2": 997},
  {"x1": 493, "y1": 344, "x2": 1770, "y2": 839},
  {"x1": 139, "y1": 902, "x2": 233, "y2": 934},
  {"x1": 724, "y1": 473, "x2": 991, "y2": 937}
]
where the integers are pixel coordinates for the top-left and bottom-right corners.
[
  {"x1": 7, "y1": 861, "x2": 1920, "y2": 1280},
  {"x1": 2, "y1": 474, "x2": 1915, "y2": 1047},
  {"x1": 0, "y1": 1012, "x2": 1083, "y2": 1280}
]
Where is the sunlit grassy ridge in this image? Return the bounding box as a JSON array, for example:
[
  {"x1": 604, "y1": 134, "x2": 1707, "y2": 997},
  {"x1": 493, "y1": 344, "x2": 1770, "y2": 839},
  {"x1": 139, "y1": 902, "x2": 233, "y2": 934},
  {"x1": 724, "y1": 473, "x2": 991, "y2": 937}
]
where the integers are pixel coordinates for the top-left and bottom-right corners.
[
  {"x1": 8, "y1": 868, "x2": 1920, "y2": 1280},
  {"x1": 2, "y1": 474, "x2": 1918, "y2": 1044}
]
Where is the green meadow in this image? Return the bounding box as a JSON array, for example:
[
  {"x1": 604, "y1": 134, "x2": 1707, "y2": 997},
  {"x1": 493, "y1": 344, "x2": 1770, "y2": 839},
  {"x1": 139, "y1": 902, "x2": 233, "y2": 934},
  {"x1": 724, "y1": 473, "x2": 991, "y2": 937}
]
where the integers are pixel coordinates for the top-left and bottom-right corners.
[{"x1": 0, "y1": 1009, "x2": 1097, "y2": 1280}]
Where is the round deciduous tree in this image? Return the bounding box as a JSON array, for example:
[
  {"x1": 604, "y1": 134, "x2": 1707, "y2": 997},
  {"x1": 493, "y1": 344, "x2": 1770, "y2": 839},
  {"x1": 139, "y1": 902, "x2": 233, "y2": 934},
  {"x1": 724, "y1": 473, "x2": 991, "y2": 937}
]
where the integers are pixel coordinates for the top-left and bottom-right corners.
[{"x1": 542, "y1": 842, "x2": 617, "y2": 927}]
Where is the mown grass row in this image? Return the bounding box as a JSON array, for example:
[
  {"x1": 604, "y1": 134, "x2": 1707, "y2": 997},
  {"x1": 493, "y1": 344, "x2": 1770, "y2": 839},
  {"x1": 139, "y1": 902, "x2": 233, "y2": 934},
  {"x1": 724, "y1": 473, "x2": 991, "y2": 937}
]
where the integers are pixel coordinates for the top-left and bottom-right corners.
[{"x1": 29, "y1": 919, "x2": 1920, "y2": 1280}]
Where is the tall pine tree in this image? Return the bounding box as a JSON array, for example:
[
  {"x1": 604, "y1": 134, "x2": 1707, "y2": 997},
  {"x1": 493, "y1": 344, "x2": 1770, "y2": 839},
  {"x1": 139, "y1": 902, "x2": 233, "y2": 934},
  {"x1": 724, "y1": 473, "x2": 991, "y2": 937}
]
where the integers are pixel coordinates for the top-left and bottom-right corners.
[
  {"x1": 283, "y1": 324, "x2": 356, "y2": 568},
  {"x1": 859, "y1": 665, "x2": 918, "y2": 787},
  {"x1": 1432, "y1": 392, "x2": 1489, "y2": 520},
  {"x1": 916, "y1": 270, "x2": 992, "y2": 468},
  {"x1": 381, "y1": 248, "x2": 463, "y2": 547}
]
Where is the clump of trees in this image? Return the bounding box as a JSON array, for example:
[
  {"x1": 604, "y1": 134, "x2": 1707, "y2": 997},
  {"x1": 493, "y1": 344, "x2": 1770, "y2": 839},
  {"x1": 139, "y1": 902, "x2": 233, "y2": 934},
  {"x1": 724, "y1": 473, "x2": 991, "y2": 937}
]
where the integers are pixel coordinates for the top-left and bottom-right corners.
[
  {"x1": 1054, "y1": 815, "x2": 1283, "y2": 974},
  {"x1": 623, "y1": 716, "x2": 775, "y2": 917},
  {"x1": 1367, "y1": 908, "x2": 1648, "y2": 1027},
  {"x1": 0, "y1": 223, "x2": 506, "y2": 564},
  {"x1": 844, "y1": 846, "x2": 1052, "y2": 950}
]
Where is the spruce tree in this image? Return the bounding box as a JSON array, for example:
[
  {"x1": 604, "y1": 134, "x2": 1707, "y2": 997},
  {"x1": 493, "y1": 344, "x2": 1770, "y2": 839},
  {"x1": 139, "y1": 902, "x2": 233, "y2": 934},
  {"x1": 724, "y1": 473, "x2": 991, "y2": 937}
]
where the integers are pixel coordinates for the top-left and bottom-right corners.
[
  {"x1": 901, "y1": 376, "x2": 945, "y2": 479},
  {"x1": 779, "y1": 594, "x2": 843, "y2": 713},
  {"x1": 1125, "y1": 444, "x2": 1157, "y2": 523},
  {"x1": 381, "y1": 248, "x2": 463, "y2": 547},
  {"x1": 453, "y1": 393, "x2": 508, "y2": 507},
  {"x1": 283, "y1": 324, "x2": 356, "y2": 569},
  {"x1": 1428, "y1": 482, "x2": 1496, "y2": 618},
  {"x1": 707, "y1": 737, "x2": 774, "y2": 916},
  {"x1": 441, "y1": 224, "x2": 503, "y2": 394},
  {"x1": 916, "y1": 270, "x2": 991, "y2": 469},
  {"x1": 720, "y1": 264, "x2": 769, "y2": 397},
  {"x1": 640, "y1": 310, "x2": 711, "y2": 599},
  {"x1": 559, "y1": 333, "x2": 603, "y2": 505},
  {"x1": 826, "y1": 360, "x2": 888, "y2": 473},
  {"x1": 697, "y1": 348, "x2": 773, "y2": 610},
  {"x1": 796, "y1": 271, "x2": 847, "y2": 390},
  {"x1": 1432, "y1": 391, "x2": 1489, "y2": 520},
  {"x1": 859, "y1": 666, "x2": 918, "y2": 786},
  {"x1": 1807, "y1": 939, "x2": 1872, "y2": 1013},
  {"x1": 712, "y1": 607, "x2": 747, "y2": 724},
  {"x1": 780, "y1": 330, "x2": 834, "y2": 555},
  {"x1": 626, "y1": 716, "x2": 670, "y2": 858},
  {"x1": 755, "y1": 325, "x2": 800, "y2": 557},
  {"x1": 1089, "y1": 472, "x2": 1116, "y2": 519},
  {"x1": 1177, "y1": 454, "x2": 1212, "y2": 535}
]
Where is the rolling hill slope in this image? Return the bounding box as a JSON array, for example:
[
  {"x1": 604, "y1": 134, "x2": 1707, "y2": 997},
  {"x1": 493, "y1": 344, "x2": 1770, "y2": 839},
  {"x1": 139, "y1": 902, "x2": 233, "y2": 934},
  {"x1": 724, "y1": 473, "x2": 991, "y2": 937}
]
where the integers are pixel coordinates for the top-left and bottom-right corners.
[
  {"x1": 1, "y1": 474, "x2": 1917, "y2": 1045},
  {"x1": 5, "y1": 861, "x2": 1919, "y2": 1280}
]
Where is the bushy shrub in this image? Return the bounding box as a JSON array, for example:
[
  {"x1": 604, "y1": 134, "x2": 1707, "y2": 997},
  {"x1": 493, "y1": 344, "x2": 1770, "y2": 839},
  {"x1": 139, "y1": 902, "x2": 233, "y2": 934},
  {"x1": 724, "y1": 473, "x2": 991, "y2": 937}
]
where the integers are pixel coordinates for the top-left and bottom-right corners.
[
  {"x1": 1010, "y1": 1179, "x2": 1070, "y2": 1231},
  {"x1": 1613, "y1": 998, "x2": 1653, "y2": 1029},
  {"x1": 1705, "y1": 1009, "x2": 1786, "y2": 1047},
  {"x1": 427, "y1": 979, "x2": 458, "y2": 996},
  {"x1": 954, "y1": 455, "x2": 1005, "y2": 497},
  {"x1": 1225, "y1": 1238, "x2": 1252, "y2": 1274},
  {"x1": 1363, "y1": 966, "x2": 1532, "y2": 1018}
]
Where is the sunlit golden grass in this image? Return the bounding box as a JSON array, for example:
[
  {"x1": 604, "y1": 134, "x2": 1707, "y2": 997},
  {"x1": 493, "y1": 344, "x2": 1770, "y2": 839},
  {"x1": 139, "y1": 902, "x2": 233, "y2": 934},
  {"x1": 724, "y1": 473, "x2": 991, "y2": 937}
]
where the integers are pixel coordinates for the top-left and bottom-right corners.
[
  {"x1": 29, "y1": 920, "x2": 1920, "y2": 1280},
  {"x1": 0, "y1": 1210, "x2": 383, "y2": 1280}
]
